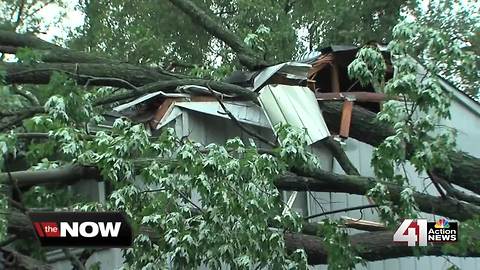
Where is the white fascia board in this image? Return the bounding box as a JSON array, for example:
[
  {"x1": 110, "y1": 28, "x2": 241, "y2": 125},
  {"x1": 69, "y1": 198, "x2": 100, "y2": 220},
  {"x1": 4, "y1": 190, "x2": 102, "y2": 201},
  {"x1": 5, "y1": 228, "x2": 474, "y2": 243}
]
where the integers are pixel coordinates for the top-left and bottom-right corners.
[
  {"x1": 253, "y1": 62, "x2": 312, "y2": 91},
  {"x1": 113, "y1": 91, "x2": 189, "y2": 112},
  {"x1": 155, "y1": 106, "x2": 183, "y2": 129},
  {"x1": 438, "y1": 79, "x2": 480, "y2": 118}
]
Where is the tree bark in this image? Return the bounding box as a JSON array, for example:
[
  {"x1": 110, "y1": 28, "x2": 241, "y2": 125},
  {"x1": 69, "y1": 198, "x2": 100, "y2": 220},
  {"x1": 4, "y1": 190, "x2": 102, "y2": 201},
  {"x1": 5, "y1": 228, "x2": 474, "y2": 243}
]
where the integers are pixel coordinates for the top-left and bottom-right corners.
[
  {"x1": 0, "y1": 30, "x2": 59, "y2": 50},
  {"x1": 1, "y1": 61, "x2": 257, "y2": 99},
  {"x1": 5, "y1": 211, "x2": 479, "y2": 267},
  {"x1": 3, "y1": 164, "x2": 479, "y2": 221},
  {"x1": 276, "y1": 171, "x2": 480, "y2": 221},
  {"x1": 0, "y1": 165, "x2": 100, "y2": 188},
  {"x1": 1, "y1": 62, "x2": 174, "y2": 87},
  {"x1": 0, "y1": 248, "x2": 53, "y2": 270},
  {"x1": 285, "y1": 231, "x2": 480, "y2": 265},
  {"x1": 0, "y1": 29, "x2": 113, "y2": 64},
  {"x1": 320, "y1": 101, "x2": 480, "y2": 196}
]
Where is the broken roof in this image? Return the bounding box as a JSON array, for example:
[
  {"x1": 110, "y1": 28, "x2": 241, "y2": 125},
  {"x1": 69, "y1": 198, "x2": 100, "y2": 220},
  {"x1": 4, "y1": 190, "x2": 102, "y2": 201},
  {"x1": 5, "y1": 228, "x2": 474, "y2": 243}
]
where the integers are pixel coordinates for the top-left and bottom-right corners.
[{"x1": 107, "y1": 44, "x2": 479, "y2": 144}]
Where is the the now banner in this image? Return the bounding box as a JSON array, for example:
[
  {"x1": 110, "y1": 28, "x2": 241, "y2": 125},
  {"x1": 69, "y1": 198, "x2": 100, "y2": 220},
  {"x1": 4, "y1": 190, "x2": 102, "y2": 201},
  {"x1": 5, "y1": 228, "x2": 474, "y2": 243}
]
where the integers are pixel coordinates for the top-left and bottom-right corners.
[{"x1": 29, "y1": 212, "x2": 133, "y2": 247}]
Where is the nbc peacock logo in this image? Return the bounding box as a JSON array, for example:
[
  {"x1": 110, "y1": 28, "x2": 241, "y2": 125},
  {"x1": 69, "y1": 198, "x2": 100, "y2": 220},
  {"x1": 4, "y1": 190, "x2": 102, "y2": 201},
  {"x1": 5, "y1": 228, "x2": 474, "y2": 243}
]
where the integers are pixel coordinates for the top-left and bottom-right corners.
[{"x1": 434, "y1": 218, "x2": 450, "y2": 229}]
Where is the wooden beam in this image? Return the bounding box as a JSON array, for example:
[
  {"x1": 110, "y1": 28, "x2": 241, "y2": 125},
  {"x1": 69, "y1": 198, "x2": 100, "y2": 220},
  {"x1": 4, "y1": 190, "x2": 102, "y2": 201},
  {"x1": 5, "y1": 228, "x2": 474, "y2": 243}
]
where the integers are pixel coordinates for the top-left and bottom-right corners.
[
  {"x1": 339, "y1": 100, "x2": 354, "y2": 138},
  {"x1": 341, "y1": 216, "x2": 386, "y2": 231},
  {"x1": 149, "y1": 98, "x2": 177, "y2": 130},
  {"x1": 330, "y1": 63, "x2": 340, "y2": 93}
]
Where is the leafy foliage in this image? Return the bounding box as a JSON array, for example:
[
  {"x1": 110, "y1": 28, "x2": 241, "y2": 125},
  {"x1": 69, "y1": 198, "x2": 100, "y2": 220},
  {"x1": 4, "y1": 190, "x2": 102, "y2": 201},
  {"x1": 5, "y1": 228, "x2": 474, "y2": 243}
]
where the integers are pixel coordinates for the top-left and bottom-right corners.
[
  {"x1": 1, "y1": 69, "x2": 315, "y2": 267},
  {"x1": 347, "y1": 3, "x2": 479, "y2": 223},
  {"x1": 321, "y1": 219, "x2": 364, "y2": 270},
  {"x1": 117, "y1": 130, "x2": 307, "y2": 269},
  {"x1": 443, "y1": 216, "x2": 480, "y2": 256},
  {"x1": 70, "y1": 0, "x2": 408, "y2": 69},
  {"x1": 407, "y1": 0, "x2": 480, "y2": 96},
  {"x1": 0, "y1": 0, "x2": 67, "y2": 33}
]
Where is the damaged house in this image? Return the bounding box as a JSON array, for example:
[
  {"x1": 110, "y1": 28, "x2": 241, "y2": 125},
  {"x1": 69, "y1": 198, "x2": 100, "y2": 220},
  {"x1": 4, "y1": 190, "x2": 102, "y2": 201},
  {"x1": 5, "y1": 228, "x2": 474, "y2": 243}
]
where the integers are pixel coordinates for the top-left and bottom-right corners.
[{"x1": 43, "y1": 45, "x2": 480, "y2": 269}]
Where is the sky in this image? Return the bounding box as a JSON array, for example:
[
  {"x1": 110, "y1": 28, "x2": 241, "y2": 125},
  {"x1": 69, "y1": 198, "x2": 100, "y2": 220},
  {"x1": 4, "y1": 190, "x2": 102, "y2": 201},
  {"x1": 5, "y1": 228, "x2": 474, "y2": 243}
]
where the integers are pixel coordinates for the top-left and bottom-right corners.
[{"x1": 35, "y1": 0, "x2": 84, "y2": 43}]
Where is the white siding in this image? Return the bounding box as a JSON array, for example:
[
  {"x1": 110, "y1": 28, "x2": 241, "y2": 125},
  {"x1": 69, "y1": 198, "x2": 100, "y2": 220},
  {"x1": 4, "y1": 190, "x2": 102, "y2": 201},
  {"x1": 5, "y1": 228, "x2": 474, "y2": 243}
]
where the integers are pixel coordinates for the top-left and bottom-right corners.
[{"x1": 178, "y1": 108, "x2": 480, "y2": 270}]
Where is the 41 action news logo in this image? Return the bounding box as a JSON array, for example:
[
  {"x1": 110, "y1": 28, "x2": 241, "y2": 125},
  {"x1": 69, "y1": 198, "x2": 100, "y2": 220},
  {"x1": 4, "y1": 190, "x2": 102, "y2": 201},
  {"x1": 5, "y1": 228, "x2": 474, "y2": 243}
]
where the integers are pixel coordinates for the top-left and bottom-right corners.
[
  {"x1": 29, "y1": 212, "x2": 133, "y2": 247},
  {"x1": 393, "y1": 218, "x2": 458, "y2": 246}
]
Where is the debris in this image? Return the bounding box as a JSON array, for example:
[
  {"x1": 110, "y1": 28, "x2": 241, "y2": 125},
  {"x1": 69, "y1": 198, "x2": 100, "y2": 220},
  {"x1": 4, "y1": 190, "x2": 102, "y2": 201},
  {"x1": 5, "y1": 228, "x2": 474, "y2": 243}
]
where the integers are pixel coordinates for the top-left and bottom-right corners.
[
  {"x1": 253, "y1": 62, "x2": 311, "y2": 91},
  {"x1": 257, "y1": 85, "x2": 330, "y2": 145}
]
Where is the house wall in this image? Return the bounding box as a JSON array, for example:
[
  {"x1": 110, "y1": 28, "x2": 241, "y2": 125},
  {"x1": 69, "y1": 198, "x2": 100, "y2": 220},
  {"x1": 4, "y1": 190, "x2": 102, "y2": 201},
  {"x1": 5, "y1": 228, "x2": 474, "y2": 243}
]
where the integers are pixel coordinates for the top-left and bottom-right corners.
[
  {"x1": 441, "y1": 92, "x2": 480, "y2": 157},
  {"x1": 50, "y1": 96, "x2": 480, "y2": 269},
  {"x1": 176, "y1": 105, "x2": 480, "y2": 270}
]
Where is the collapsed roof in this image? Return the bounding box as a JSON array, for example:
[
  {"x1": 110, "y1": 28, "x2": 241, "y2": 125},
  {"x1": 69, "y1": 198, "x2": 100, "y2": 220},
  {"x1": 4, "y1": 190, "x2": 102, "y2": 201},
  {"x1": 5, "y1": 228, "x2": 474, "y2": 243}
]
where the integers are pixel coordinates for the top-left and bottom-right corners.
[{"x1": 109, "y1": 45, "x2": 477, "y2": 144}]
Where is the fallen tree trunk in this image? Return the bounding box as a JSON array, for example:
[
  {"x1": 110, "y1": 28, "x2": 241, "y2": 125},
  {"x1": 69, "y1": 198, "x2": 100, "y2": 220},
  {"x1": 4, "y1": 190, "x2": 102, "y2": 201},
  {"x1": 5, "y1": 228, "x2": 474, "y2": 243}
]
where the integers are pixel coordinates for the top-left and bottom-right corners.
[
  {"x1": 1, "y1": 62, "x2": 174, "y2": 87},
  {"x1": 3, "y1": 164, "x2": 479, "y2": 221},
  {"x1": 285, "y1": 231, "x2": 480, "y2": 265},
  {"x1": 0, "y1": 248, "x2": 53, "y2": 270},
  {"x1": 276, "y1": 171, "x2": 480, "y2": 221},
  {"x1": 320, "y1": 101, "x2": 480, "y2": 195},
  {"x1": 5, "y1": 211, "x2": 479, "y2": 267},
  {"x1": 0, "y1": 29, "x2": 115, "y2": 64}
]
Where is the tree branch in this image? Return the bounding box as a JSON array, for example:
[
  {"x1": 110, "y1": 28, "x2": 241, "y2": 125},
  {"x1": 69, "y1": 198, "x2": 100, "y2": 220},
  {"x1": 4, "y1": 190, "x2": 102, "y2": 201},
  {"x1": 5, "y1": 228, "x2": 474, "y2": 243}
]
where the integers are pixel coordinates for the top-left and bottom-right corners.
[
  {"x1": 276, "y1": 170, "x2": 480, "y2": 221},
  {"x1": 0, "y1": 76, "x2": 258, "y2": 131},
  {"x1": 304, "y1": 204, "x2": 378, "y2": 220},
  {"x1": 0, "y1": 248, "x2": 52, "y2": 270},
  {"x1": 0, "y1": 30, "x2": 114, "y2": 64},
  {"x1": 323, "y1": 137, "x2": 360, "y2": 175},
  {"x1": 5, "y1": 210, "x2": 480, "y2": 267},
  {"x1": 3, "y1": 164, "x2": 479, "y2": 221},
  {"x1": 62, "y1": 248, "x2": 86, "y2": 270},
  {"x1": 432, "y1": 172, "x2": 480, "y2": 205},
  {"x1": 206, "y1": 81, "x2": 276, "y2": 147},
  {"x1": 167, "y1": 0, "x2": 268, "y2": 70},
  {"x1": 285, "y1": 231, "x2": 480, "y2": 265}
]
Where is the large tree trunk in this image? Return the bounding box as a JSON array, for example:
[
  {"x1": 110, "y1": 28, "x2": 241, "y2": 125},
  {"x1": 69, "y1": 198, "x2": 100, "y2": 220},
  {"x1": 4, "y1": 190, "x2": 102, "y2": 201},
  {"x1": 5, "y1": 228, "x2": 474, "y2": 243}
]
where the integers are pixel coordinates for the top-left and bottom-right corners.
[
  {"x1": 3, "y1": 165, "x2": 479, "y2": 221},
  {"x1": 5, "y1": 211, "x2": 479, "y2": 267},
  {"x1": 320, "y1": 101, "x2": 480, "y2": 195},
  {"x1": 276, "y1": 171, "x2": 480, "y2": 221},
  {"x1": 1, "y1": 62, "x2": 173, "y2": 87},
  {"x1": 0, "y1": 248, "x2": 53, "y2": 270},
  {"x1": 0, "y1": 29, "x2": 114, "y2": 64},
  {"x1": 285, "y1": 231, "x2": 480, "y2": 265}
]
